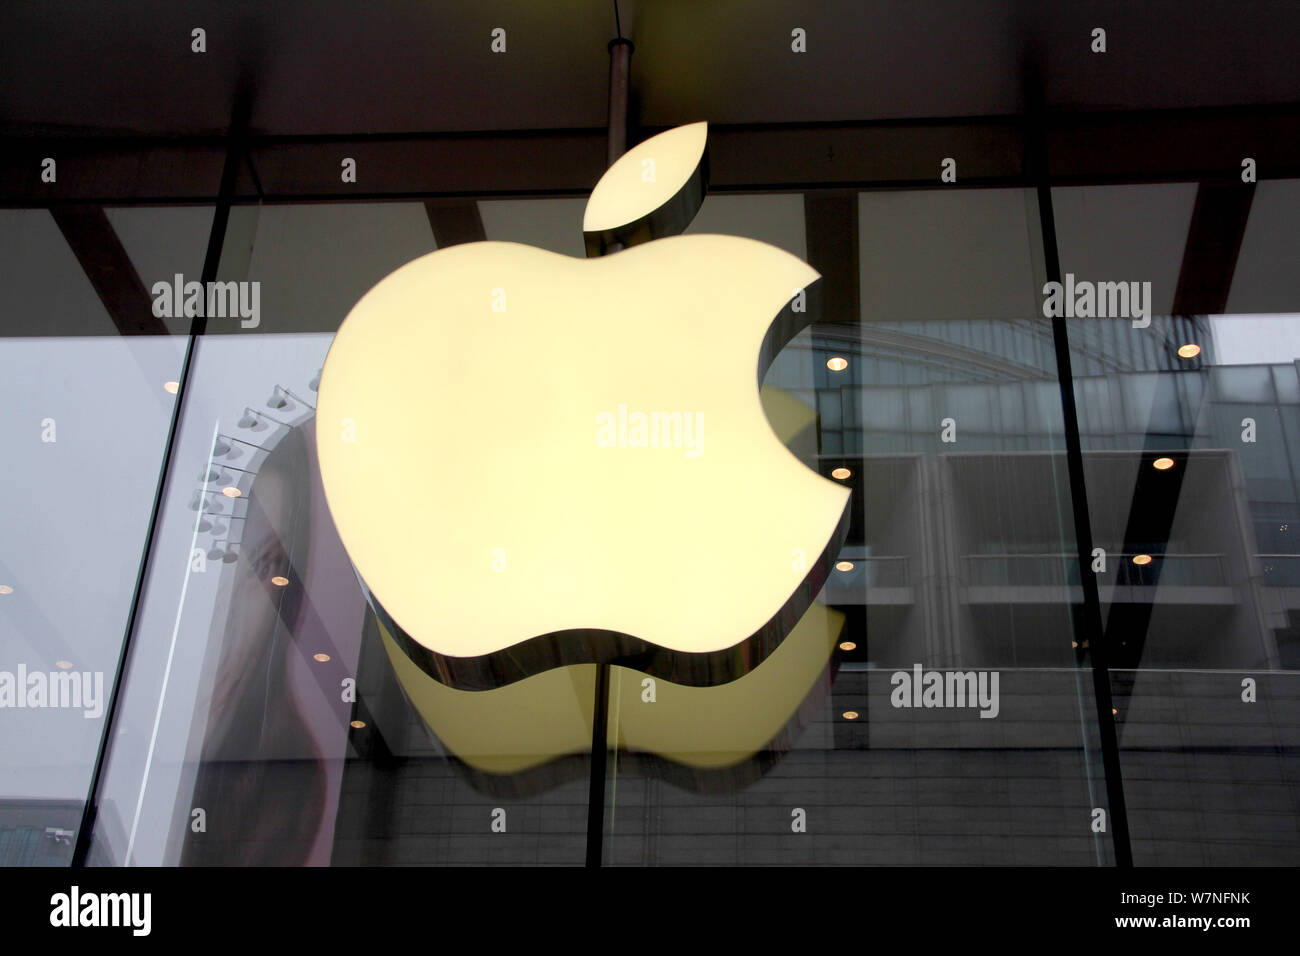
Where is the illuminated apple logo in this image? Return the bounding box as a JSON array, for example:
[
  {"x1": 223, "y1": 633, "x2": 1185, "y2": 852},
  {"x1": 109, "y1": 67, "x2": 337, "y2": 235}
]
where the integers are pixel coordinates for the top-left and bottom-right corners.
[
  {"x1": 376, "y1": 388, "x2": 844, "y2": 793},
  {"x1": 317, "y1": 123, "x2": 850, "y2": 690}
]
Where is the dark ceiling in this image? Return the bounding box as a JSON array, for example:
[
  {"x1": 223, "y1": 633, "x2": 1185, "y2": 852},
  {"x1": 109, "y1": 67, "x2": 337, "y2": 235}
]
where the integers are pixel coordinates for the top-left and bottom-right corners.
[{"x1": 1, "y1": 0, "x2": 1298, "y2": 138}]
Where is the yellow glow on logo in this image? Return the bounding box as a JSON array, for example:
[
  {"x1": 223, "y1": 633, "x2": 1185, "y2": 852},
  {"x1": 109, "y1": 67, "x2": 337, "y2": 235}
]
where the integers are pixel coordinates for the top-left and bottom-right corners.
[{"x1": 317, "y1": 123, "x2": 850, "y2": 689}]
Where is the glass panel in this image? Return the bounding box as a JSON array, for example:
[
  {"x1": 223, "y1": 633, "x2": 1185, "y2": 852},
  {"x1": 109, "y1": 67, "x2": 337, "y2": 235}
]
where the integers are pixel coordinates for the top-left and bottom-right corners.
[
  {"x1": 87, "y1": 202, "x2": 593, "y2": 865},
  {"x1": 63, "y1": 180, "x2": 1294, "y2": 868},
  {"x1": 599, "y1": 189, "x2": 1112, "y2": 864},
  {"x1": 0, "y1": 206, "x2": 204, "y2": 864},
  {"x1": 1056, "y1": 180, "x2": 1300, "y2": 864}
]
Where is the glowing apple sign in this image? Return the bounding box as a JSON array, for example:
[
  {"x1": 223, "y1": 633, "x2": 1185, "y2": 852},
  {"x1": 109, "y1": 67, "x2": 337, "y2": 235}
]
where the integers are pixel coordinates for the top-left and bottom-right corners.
[
  {"x1": 317, "y1": 122, "x2": 851, "y2": 690},
  {"x1": 375, "y1": 388, "x2": 844, "y2": 788}
]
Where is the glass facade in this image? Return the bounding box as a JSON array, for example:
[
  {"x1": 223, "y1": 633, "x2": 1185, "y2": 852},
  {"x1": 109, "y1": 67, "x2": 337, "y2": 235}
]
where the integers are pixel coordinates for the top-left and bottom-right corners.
[{"x1": 2, "y1": 4, "x2": 1298, "y2": 872}]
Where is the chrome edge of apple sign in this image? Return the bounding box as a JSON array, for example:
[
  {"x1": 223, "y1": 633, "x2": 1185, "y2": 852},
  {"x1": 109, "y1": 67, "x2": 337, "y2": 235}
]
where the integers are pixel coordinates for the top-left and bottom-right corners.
[
  {"x1": 361, "y1": 503, "x2": 849, "y2": 693},
  {"x1": 375, "y1": 611, "x2": 847, "y2": 799}
]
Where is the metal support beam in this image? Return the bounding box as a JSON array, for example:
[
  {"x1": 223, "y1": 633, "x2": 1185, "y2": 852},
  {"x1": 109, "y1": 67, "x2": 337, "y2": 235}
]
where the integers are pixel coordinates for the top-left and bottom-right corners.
[
  {"x1": 585, "y1": 30, "x2": 633, "y2": 869},
  {"x1": 803, "y1": 191, "x2": 859, "y2": 326},
  {"x1": 50, "y1": 206, "x2": 167, "y2": 335},
  {"x1": 605, "y1": 39, "x2": 633, "y2": 169},
  {"x1": 424, "y1": 199, "x2": 486, "y2": 248},
  {"x1": 1106, "y1": 183, "x2": 1257, "y2": 670}
]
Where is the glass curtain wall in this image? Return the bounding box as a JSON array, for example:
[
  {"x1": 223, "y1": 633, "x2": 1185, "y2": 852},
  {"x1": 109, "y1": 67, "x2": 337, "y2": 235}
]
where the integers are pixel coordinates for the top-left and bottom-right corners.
[{"x1": 2, "y1": 133, "x2": 1297, "y2": 868}]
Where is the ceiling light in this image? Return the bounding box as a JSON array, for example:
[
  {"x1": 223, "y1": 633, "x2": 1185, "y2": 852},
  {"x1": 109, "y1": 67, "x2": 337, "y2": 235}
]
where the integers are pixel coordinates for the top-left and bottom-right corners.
[
  {"x1": 830, "y1": 466, "x2": 852, "y2": 480},
  {"x1": 163, "y1": 381, "x2": 179, "y2": 394},
  {"x1": 835, "y1": 560, "x2": 855, "y2": 572},
  {"x1": 838, "y1": 641, "x2": 856, "y2": 651},
  {"x1": 1152, "y1": 457, "x2": 1175, "y2": 471},
  {"x1": 1132, "y1": 553, "x2": 1153, "y2": 566},
  {"x1": 1176, "y1": 343, "x2": 1201, "y2": 359},
  {"x1": 222, "y1": 486, "x2": 242, "y2": 498},
  {"x1": 55, "y1": 660, "x2": 73, "y2": 670},
  {"x1": 271, "y1": 575, "x2": 289, "y2": 587},
  {"x1": 841, "y1": 710, "x2": 859, "y2": 720},
  {"x1": 350, "y1": 720, "x2": 366, "y2": 729},
  {"x1": 313, "y1": 653, "x2": 331, "y2": 663},
  {"x1": 826, "y1": 356, "x2": 848, "y2": 372},
  {"x1": 0, "y1": 585, "x2": 12, "y2": 595}
]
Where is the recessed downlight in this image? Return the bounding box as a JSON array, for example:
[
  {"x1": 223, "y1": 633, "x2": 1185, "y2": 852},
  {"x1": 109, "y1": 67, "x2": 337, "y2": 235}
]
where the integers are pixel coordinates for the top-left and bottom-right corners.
[
  {"x1": 841, "y1": 710, "x2": 859, "y2": 720},
  {"x1": 1152, "y1": 457, "x2": 1175, "y2": 471},
  {"x1": 163, "y1": 380, "x2": 180, "y2": 394},
  {"x1": 270, "y1": 575, "x2": 289, "y2": 587},
  {"x1": 1132, "y1": 553, "x2": 1153, "y2": 566},
  {"x1": 826, "y1": 356, "x2": 848, "y2": 372},
  {"x1": 55, "y1": 660, "x2": 73, "y2": 670},
  {"x1": 838, "y1": 641, "x2": 857, "y2": 651},
  {"x1": 835, "y1": 560, "x2": 855, "y2": 572},
  {"x1": 1176, "y1": 344, "x2": 1201, "y2": 359},
  {"x1": 830, "y1": 466, "x2": 852, "y2": 480},
  {"x1": 313, "y1": 653, "x2": 330, "y2": 663},
  {"x1": 0, "y1": 585, "x2": 12, "y2": 595},
  {"x1": 350, "y1": 720, "x2": 366, "y2": 729},
  {"x1": 222, "y1": 486, "x2": 242, "y2": 498}
]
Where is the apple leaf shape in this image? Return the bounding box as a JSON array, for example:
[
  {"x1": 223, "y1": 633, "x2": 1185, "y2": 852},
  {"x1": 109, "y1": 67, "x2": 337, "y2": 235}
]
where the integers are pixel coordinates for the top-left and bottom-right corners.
[
  {"x1": 317, "y1": 234, "x2": 850, "y2": 691},
  {"x1": 582, "y1": 121, "x2": 708, "y2": 257}
]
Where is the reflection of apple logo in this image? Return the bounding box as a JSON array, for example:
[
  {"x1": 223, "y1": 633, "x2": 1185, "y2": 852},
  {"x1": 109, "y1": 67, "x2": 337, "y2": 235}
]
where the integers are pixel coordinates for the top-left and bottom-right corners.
[
  {"x1": 317, "y1": 123, "x2": 850, "y2": 690},
  {"x1": 376, "y1": 387, "x2": 845, "y2": 797}
]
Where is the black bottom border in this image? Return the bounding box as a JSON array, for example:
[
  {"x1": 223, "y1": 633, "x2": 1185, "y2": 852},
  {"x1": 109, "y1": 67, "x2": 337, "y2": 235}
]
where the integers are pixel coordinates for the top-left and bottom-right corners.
[{"x1": 3, "y1": 865, "x2": 1281, "y2": 943}]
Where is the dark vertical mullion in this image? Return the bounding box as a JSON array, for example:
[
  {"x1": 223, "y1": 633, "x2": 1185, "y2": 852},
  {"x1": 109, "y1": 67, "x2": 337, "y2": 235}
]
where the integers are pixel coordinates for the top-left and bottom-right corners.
[
  {"x1": 70, "y1": 99, "x2": 249, "y2": 867},
  {"x1": 803, "y1": 190, "x2": 860, "y2": 328},
  {"x1": 583, "y1": 26, "x2": 633, "y2": 869},
  {"x1": 1030, "y1": 118, "x2": 1134, "y2": 868},
  {"x1": 586, "y1": 663, "x2": 612, "y2": 867}
]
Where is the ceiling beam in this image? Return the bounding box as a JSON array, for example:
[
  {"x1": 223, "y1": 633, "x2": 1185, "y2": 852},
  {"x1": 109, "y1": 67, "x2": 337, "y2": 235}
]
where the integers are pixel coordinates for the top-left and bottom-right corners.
[
  {"x1": 5, "y1": 108, "x2": 1298, "y2": 205},
  {"x1": 49, "y1": 205, "x2": 168, "y2": 334}
]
